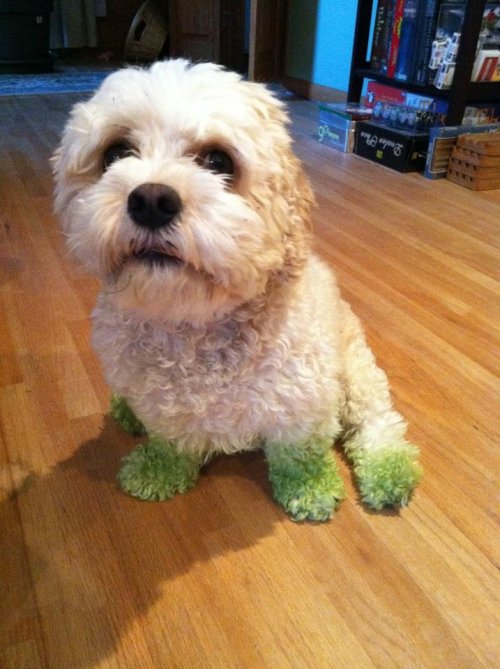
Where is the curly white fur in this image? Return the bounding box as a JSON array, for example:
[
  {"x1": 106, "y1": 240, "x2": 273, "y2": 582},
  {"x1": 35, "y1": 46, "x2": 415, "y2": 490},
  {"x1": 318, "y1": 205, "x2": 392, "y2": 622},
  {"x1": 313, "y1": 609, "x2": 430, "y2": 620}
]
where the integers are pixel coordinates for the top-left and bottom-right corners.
[{"x1": 53, "y1": 60, "x2": 420, "y2": 511}]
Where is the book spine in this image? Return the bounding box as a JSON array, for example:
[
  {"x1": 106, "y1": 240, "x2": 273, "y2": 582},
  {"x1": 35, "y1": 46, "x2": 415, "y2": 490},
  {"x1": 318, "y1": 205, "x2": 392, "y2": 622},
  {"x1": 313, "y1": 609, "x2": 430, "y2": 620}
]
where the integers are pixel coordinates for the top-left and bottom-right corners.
[
  {"x1": 472, "y1": 50, "x2": 500, "y2": 82},
  {"x1": 492, "y1": 60, "x2": 500, "y2": 82},
  {"x1": 472, "y1": 52, "x2": 485, "y2": 81},
  {"x1": 380, "y1": 0, "x2": 397, "y2": 73},
  {"x1": 387, "y1": 0, "x2": 405, "y2": 77},
  {"x1": 410, "y1": 0, "x2": 438, "y2": 86},
  {"x1": 370, "y1": 0, "x2": 389, "y2": 71},
  {"x1": 395, "y1": 0, "x2": 418, "y2": 81},
  {"x1": 484, "y1": 57, "x2": 498, "y2": 82}
]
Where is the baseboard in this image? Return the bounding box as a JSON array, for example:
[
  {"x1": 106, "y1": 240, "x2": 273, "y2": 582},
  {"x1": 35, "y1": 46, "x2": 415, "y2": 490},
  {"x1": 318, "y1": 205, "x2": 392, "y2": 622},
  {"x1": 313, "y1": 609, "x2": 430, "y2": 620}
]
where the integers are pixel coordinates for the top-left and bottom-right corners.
[{"x1": 281, "y1": 75, "x2": 347, "y2": 102}]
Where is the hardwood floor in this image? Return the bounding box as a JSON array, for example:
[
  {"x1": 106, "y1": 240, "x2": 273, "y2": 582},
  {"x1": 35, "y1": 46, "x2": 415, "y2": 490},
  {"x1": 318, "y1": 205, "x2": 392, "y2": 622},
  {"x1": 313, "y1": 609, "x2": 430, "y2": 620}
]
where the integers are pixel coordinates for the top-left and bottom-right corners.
[{"x1": 0, "y1": 90, "x2": 498, "y2": 669}]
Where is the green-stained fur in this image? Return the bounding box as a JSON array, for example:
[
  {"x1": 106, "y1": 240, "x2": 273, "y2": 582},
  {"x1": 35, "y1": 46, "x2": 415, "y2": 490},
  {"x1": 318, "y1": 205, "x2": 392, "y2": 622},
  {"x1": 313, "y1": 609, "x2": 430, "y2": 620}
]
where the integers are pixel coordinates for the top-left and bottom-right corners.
[
  {"x1": 110, "y1": 396, "x2": 201, "y2": 502},
  {"x1": 109, "y1": 394, "x2": 146, "y2": 436},
  {"x1": 117, "y1": 436, "x2": 201, "y2": 501},
  {"x1": 109, "y1": 395, "x2": 421, "y2": 517},
  {"x1": 346, "y1": 441, "x2": 422, "y2": 510},
  {"x1": 265, "y1": 437, "x2": 345, "y2": 521}
]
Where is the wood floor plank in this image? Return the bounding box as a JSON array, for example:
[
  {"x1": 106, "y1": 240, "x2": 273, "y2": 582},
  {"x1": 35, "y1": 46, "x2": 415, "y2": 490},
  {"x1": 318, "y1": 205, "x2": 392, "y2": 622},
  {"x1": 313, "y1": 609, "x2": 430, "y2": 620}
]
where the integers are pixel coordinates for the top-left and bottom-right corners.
[
  {"x1": 0, "y1": 418, "x2": 48, "y2": 669},
  {"x1": 0, "y1": 87, "x2": 498, "y2": 669},
  {"x1": 286, "y1": 503, "x2": 486, "y2": 669}
]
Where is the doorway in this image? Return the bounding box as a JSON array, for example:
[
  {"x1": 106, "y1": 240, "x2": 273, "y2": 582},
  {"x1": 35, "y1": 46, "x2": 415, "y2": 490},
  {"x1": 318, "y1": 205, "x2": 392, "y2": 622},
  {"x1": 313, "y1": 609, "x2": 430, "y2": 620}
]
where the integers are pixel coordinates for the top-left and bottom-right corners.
[{"x1": 168, "y1": 0, "x2": 286, "y2": 81}]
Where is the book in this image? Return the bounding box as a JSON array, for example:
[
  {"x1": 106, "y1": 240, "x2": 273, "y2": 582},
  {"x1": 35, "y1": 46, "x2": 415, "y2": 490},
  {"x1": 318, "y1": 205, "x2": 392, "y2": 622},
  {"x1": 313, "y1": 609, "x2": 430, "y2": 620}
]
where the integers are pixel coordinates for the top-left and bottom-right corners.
[
  {"x1": 387, "y1": 0, "x2": 405, "y2": 77},
  {"x1": 430, "y1": 3, "x2": 500, "y2": 88},
  {"x1": 472, "y1": 49, "x2": 500, "y2": 81},
  {"x1": 429, "y1": 1, "x2": 466, "y2": 89},
  {"x1": 478, "y1": 5, "x2": 500, "y2": 49},
  {"x1": 470, "y1": 6, "x2": 500, "y2": 81},
  {"x1": 410, "y1": 0, "x2": 439, "y2": 86},
  {"x1": 370, "y1": 0, "x2": 391, "y2": 71},
  {"x1": 395, "y1": 0, "x2": 418, "y2": 81}
]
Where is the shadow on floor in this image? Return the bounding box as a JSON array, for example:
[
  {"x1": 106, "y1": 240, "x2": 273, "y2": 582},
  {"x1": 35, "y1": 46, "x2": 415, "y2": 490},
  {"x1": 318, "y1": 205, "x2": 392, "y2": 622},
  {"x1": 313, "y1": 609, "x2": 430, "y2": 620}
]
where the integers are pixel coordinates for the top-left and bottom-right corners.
[{"x1": 2, "y1": 415, "x2": 281, "y2": 667}]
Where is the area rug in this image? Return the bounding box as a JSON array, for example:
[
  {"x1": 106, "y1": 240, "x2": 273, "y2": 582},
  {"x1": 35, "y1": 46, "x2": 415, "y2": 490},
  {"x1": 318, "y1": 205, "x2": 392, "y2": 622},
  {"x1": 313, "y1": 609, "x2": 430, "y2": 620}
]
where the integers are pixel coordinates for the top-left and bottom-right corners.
[
  {"x1": 0, "y1": 70, "x2": 298, "y2": 100},
  {"x1": 0, "y1": 71, "x2": 112, "y2": 97}
]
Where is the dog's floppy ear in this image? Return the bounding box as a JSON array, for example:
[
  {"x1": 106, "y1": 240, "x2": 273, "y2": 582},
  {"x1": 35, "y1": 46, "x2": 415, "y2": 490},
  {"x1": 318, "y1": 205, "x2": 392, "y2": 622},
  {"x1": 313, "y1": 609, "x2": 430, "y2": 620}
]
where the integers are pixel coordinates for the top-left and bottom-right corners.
[
  {"x1": 254, "y1": 87, "x2": 315, "y2": 228},
  {"x1": 290, "y1": 154, "x2": 314, "y2": 232},
  {"x1": 243, "y1": 81, "x2": 314, "y2": 279},
  {"x1": 50, "y1": 146, "x2": 62, "y2": 171},
  {"x1": 276, "y1": 151, "x2": 314, "y2": 281},
  {"x1": 53, "y1": 104, "x2": 100, "y2": 175},
  {"x1": 52, "y1": 101, "x2": 103, "y2": 218}
]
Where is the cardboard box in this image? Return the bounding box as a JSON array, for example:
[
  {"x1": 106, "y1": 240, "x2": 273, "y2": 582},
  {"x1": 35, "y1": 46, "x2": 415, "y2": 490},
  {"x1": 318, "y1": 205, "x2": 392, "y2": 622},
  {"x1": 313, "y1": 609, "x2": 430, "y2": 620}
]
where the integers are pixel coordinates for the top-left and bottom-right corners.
[
  {"x1": 317, "y1": 102, "x2": 372, "y2": 153},
  {"x1": 424, "y1": 123, "x2": 500, "y2": 179},
  {"x1": 354, "y1": 122, "x2": 429, "y2": 172}
]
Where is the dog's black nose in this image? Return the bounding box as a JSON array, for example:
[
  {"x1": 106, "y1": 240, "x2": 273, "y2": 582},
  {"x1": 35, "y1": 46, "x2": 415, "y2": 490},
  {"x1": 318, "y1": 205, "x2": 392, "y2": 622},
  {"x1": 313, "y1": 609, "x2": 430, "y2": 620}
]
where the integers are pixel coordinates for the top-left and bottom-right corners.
[{"x1": 127, "y1": 183, "x2": 182, "y2": 230}]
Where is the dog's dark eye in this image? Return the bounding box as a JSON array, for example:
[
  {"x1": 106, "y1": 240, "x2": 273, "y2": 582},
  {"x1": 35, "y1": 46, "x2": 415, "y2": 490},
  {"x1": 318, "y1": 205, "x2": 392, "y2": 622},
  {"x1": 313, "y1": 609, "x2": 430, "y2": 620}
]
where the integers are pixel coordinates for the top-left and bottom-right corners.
[
  {"x1": 201, "y1": 150, "x2": 234, "y2": 177},
  {"x1": 103, "y1": 143, "x2": 134, "y2": 170}
]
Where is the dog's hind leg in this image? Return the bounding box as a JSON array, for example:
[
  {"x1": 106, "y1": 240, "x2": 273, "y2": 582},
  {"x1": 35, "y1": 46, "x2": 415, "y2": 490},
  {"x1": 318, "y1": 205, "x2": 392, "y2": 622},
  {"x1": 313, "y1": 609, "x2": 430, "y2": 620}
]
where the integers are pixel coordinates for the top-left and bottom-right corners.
[
  {"x1": 110, "y1": 394, "x2": 147, "y2": 436},
  {"x1": 338, "y1": 301, "x2": 422, "y2": 509}
]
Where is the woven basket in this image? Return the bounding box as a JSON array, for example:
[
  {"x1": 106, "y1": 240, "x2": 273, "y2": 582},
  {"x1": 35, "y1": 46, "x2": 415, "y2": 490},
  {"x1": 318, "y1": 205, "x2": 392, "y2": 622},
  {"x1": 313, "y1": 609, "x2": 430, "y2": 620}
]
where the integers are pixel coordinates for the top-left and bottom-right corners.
[{"x1": 124, "y1": 0, "x2": 168, "y2": 62}]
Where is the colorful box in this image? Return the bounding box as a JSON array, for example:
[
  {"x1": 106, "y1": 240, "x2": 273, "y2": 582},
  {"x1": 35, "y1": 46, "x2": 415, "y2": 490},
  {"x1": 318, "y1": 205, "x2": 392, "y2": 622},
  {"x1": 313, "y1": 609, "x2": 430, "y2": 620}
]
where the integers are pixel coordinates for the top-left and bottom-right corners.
[
  {"x1": 354, "y1": 121, "x2": 429, "y2": 172},
  {"x1": 366, "y1": 81, "x2": 449, "y2": 115},
  {"x1": 366, "y1": 80, "x2": 500, "y2": 126},
  {"x1": 371, "y1": 101, "x2": 439, "y2": 131},
  {"x1": 318, "y1": 102, "x2": 372, "y2": 153}
]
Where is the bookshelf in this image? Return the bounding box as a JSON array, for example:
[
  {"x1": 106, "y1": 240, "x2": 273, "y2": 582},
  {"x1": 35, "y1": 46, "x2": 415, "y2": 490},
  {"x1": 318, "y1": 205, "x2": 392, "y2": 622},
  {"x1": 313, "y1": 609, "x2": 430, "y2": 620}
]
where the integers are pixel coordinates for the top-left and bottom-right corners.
[{"x1": 347, "y1": 0, "x2": 500, "y2": 125}]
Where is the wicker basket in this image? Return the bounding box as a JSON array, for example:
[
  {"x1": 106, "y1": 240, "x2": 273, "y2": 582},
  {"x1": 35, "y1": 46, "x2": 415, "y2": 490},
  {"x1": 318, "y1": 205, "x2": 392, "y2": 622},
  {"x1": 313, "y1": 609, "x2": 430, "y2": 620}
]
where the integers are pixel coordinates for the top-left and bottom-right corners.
[{"x1": 124, "y1": 0, "x2": 168, "y2": 63}]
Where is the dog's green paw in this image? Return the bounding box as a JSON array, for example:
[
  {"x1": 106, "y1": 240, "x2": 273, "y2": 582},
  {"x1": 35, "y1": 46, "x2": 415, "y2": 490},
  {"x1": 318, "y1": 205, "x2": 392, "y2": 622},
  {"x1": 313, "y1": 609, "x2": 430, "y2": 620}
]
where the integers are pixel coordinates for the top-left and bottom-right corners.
[
  {"x1": 353, "y1": 442, "x2": 422, "y2": 510},
  {"x1": 109, "y1": 394, "x2": 147, "y2": 436},
  {"x1": 117, "y1": 436, "x2": 201, "y2": 501},
  {"x1": 266, "y1": 439, "x2": 345, "y2": 522}
]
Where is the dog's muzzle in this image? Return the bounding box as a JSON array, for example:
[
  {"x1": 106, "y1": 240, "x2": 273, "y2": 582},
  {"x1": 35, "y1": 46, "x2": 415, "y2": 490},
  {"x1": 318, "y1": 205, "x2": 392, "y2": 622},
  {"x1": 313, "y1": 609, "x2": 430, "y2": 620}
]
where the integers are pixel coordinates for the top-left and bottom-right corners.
[{"x1": 127, "y1": 183, "x2": 182, "y2": 231}]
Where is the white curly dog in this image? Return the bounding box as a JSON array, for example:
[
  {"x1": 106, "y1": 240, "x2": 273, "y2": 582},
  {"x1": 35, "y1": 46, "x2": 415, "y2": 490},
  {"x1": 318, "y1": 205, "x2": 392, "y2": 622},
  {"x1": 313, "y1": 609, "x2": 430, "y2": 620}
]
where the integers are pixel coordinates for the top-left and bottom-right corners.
[{"x1": 53, "y1": 59, "x2": 421, "y2": 521}]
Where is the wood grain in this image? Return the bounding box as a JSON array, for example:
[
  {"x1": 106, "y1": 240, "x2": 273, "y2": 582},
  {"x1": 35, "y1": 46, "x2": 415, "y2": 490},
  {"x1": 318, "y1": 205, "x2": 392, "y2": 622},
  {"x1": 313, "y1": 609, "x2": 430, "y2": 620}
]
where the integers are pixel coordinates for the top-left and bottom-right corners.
[{"x1": 0, "y1": 92, "x2": 499, "y2": 669}]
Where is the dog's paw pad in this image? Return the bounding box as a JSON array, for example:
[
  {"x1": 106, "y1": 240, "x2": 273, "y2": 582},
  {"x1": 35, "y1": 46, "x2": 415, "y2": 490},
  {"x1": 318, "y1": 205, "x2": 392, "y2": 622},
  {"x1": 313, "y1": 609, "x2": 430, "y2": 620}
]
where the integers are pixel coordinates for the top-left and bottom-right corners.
[
  {"x1": 109, "y1": 394, "x2": 147, "y2": 436},
  {"x1": 354, "y1": 443, "x2": 422, "y2": 510},
  {"x1": 117, "y1": 437, "x2": 200, "y2": 501}
]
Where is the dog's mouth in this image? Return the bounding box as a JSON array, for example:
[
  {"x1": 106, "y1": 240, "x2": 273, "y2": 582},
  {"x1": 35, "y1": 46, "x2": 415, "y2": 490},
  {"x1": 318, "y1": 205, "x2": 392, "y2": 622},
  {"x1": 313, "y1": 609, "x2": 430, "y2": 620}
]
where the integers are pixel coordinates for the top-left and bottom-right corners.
[{"x1": 126, "y1": 240, "x2": 184, "y2": 268}]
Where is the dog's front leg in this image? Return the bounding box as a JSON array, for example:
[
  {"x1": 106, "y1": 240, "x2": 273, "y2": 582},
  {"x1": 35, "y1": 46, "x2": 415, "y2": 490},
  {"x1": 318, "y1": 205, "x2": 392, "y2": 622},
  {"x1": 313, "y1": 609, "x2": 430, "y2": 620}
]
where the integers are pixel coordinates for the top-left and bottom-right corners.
[
  {"x1": 338, "y1": 301, "x2": 422, "y2": 510},
  {"x1": 116, "y1": 435, "x2": 202, "y2": 502},
  {"x1": 110, "y1": 395, "x2": 201, "y2": 501},
  {"x1": 108, "y1": 394, "x2": 200, "y2": 500},
  {"x1": 264, "y1": 437, "x2": 345, "y2": 521}
]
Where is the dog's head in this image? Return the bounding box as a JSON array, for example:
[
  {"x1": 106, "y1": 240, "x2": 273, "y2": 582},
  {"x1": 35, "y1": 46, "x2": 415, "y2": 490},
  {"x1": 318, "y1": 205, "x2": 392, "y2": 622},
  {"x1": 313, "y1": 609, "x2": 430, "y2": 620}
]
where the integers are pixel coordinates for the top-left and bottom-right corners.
[{"x1": 53, "y1": 59, "x2": 313, "y2": 324}]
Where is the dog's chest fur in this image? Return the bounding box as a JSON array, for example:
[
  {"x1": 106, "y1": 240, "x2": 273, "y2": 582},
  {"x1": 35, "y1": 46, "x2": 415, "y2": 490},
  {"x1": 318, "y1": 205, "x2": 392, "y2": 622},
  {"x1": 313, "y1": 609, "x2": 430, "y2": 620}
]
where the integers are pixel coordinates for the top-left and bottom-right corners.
[{"x1": 92, "y1": 256, "x2": 343, "y2": 454}]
